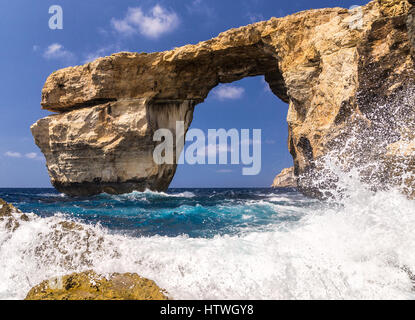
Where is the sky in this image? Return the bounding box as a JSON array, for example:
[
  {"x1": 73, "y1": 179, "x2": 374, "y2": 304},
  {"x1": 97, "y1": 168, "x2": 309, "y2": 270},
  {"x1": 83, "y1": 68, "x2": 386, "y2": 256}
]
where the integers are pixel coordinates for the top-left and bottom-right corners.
[{"x1": 0, "y1": 0, "x2": 368, "y2": 188}]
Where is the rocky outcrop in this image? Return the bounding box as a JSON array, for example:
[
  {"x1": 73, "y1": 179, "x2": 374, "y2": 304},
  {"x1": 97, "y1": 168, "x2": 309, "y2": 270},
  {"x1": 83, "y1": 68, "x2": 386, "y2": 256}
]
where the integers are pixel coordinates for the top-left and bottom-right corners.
[
  {"x1": 31, "y1": 99, "x2": 193, "y2": 196},
  {"x1": 31, "y1": 0, "x2": 415, "y2": 197},
  {"x1": 0, "y1": 198, "x2": 120, "y2": 271},
  {"x1": 0, "y1": 199, "x2": 166, "y2": 300},
  {"x1": 25, "y1": 271, "x2": 168, "y2": 300},
  {"x1": 271, "y1": 167, "x2": 297, "y2": 188},
  {"x1": 0, "y1": 198, "x2": 30, "y2": 232}
]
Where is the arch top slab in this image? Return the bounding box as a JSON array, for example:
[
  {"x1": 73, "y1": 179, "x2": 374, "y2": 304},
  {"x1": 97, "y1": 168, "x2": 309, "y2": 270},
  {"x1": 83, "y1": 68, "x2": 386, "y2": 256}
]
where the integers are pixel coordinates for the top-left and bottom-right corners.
[{"x1": 32, "y1": 0, "x2": 415, "y2": 197}]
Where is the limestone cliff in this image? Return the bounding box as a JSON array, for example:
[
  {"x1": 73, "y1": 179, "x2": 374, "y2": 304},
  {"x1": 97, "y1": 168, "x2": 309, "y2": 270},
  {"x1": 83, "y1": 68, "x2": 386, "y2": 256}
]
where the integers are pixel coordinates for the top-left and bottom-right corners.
[
  {"x1": 31, "y1": 0, "x2": 415, "y2": 197},
  {"x1": 272, "y1": 167, "x2": 297, "y2": 188}
]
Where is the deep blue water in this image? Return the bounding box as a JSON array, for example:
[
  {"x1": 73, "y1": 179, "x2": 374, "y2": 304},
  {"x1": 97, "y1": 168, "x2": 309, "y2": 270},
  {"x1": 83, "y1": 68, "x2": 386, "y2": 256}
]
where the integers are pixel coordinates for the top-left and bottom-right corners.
[{"x1": 0, "y1": 187, "x2": 315, "y2": 238}]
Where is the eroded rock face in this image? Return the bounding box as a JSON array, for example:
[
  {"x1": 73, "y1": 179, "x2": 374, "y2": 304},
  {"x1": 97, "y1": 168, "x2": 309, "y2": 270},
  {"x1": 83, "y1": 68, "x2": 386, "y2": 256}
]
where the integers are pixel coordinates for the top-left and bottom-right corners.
[
  {"x1": 32, "y1": 0, "x2": 415, "y2": 197},
  {"x1": 271, "y1": 167, "x2": 297, "y2": 188},
  {"x1": 32, "y1": 99, "x2": 194, "y2": 196},
  {"x1": 25, "y1": 271, "x2": 168, "y2": 300}
]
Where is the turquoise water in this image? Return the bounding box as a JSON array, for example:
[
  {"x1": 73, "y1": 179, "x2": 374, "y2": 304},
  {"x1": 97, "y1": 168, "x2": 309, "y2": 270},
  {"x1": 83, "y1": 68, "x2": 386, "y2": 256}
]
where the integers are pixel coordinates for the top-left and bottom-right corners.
[
  {"x1": 2, "y1": 185, "x2": 415, "y2": 300},
  {"x1": 0, "y1": 187, "x2": 313, "y2": 238}
]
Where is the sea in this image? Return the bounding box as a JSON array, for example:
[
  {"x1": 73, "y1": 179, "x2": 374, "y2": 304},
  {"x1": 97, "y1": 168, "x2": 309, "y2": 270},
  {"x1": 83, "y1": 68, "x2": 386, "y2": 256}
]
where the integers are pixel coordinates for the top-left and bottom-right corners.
[{"x1": 1, "y1": 181, "x2": 415, "y2": 300}]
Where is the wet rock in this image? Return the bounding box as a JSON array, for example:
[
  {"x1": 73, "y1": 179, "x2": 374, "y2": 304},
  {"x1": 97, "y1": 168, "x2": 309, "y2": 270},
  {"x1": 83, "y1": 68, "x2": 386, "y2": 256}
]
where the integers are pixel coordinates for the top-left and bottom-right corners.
[
  {"x1": 25, "y1": 271, "x2": 168, "y2": 300},
  {"x1": 0, "y1": 198, "x2": 29, "y2": 232}
]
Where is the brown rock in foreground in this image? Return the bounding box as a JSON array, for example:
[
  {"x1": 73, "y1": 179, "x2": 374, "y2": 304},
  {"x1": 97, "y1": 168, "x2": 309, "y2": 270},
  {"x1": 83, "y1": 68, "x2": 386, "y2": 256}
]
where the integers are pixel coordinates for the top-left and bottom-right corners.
[
  {"x1": 25, "y1": 271, "x2": 168, "y2": 300},
  {"x1": 272, "y1": 167, "x2": 297, "y2": 188},
  {"x1": 31, "y1": 0, "x2": 415, "y2": 197},
  {"x1": 1, "y1": 200, "x2": 166, "y2": 300}
]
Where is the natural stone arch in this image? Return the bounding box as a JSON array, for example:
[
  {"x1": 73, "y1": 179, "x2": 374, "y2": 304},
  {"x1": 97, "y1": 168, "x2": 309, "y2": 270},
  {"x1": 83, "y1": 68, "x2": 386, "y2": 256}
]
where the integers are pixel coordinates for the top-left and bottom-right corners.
[{"x1": 32, "y1": 0, "x2": 415, "y2": 197}]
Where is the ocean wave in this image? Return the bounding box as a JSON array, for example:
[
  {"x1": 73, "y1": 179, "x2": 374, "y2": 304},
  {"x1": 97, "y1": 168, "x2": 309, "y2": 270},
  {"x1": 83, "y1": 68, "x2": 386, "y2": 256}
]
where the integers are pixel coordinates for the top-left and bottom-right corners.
[
  {"x1": 36, "y1": 193, "x2": 66, "y2": 198},
  {"x1": 100, "y1": 189, "x2": 196, "y2": 202},
  {"x1": 267, "y1": 196, "x2": 292, "y2": 202},
  {"x1": 1, "y1": 182, "x2": 415, "y2": 300}
]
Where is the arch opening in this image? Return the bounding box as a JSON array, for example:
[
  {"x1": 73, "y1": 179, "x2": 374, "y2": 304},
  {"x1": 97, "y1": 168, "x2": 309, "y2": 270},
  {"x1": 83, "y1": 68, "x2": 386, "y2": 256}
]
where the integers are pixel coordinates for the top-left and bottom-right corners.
[{"x1": 170, "y1": 76, "x2": 293, "y2": 188}]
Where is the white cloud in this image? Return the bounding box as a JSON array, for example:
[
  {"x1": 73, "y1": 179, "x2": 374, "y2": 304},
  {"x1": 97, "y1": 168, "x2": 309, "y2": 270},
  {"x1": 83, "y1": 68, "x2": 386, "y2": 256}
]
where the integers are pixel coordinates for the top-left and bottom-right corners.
[
  {"x1": 212, "y1": 85, "x2": 245, "y2": 101},
  {"x1": 25, "y1": 153, "x2": 44, "y2": 161},
  {"x1": 4, "y1": 151, "x2": 22, "y2": 158},
  {"x1": 25, "y1": 153, "x2": 38, "y2": 159},
  {"x1": 3, "y1": 151, "x2": 44, "y2": 161},
  {"x1": 111, "y1": 5, "x2": 179, "y2": 38},
  {"x1": 43, "y1": 43, "x2": 75, "y2": 61}
]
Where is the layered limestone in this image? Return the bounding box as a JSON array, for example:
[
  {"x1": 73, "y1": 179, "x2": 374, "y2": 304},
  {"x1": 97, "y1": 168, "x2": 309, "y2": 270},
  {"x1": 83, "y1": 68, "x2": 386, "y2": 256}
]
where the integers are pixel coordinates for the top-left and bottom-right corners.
[
  {"x1": 271, "y1": 167, "x2": 297, "y2": 188},
  {"x1": 25, "y1": 271, "x2": 168, "y2": 300},
  {"x1": 32, "y1": 0, "x2": 415, "y2": 197},
  {"x1": 32, "y1": 99, "x2": 193, "y2": 196}
]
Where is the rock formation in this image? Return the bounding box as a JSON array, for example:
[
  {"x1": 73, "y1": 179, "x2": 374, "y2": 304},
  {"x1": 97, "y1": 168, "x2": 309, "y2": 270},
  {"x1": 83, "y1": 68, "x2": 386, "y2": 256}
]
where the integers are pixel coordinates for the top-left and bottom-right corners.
[
  {"x1": 0, "y1": 198, "x2": 30, "y2": 232},
  {"x1": 271, "y1": 167, "x2": 297, "y2": 188},
  {"x1": 0, "y1": 198, "x2": 167, "y2": 300},
  {"x1": 31, "y1": 0, "x2": 415, "y2": 197},
  {"x1": 25, "y1": 271, "x2": 168, "y2": 300},
  {"x1": 0, "y1": 198, "x2": 119, "y2": 270}
]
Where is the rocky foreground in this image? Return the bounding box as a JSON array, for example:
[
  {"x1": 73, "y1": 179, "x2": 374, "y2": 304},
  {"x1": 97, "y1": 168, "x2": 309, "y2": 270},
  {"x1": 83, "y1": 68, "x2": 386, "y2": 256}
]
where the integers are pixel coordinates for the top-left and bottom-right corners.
[
  {"x1": 1, "y1": 198, "x2": 168, "y2": 300},
  {"x1": 31, "y1": 0, "x2": 415, "y2": 198},
  {"x1": 0, "y1": 198, "x2": 30, "y2": 232},
  {"x1": 25, "y1": 271, "x2": 168, "y2": 300}
]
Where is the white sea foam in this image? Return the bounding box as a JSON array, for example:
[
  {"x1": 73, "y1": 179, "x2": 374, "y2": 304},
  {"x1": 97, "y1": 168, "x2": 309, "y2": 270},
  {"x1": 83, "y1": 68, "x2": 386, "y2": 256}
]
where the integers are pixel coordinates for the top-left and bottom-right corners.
[
  {"x1": 3, "y1": 86, "x2": 413, "y2": 300},
  {"x1": 267, "y1": 196, "x2": 292, "y2": 202},
  {"x1": 37, "y1": 193, "x2": 66, "y2": 198},
  {"x1": 1, "y1": 176, "x2": 415, "y2": 300},
  {"x1": 105, "y1": 190, "x2": 196, "y2": 202}
]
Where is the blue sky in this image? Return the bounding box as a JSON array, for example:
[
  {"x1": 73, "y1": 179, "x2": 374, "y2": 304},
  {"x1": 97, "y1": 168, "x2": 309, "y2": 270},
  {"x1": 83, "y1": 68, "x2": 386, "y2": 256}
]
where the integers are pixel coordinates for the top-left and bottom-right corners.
[{"x1": 0, "y1": 0, "x2": 368, "y2": 188}]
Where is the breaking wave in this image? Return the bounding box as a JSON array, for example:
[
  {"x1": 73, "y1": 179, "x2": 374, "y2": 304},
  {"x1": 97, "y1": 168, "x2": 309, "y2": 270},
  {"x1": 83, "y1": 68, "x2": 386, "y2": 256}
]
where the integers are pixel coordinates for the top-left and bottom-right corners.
[{"x1": 1, "y1": 174, "x2": 415, "y2": 300}]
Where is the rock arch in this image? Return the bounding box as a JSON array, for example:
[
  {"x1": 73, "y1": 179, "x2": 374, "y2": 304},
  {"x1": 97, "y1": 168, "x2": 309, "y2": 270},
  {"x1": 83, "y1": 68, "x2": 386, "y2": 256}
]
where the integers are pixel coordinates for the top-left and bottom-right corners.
[{"x1": 32, "y1": 0, "x2": 415, "y2": 197}]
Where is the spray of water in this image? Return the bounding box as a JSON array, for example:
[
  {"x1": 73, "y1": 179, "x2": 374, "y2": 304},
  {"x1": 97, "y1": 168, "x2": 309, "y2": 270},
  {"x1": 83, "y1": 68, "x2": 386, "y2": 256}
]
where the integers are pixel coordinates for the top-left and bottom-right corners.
[{"x1": 1, "y1": 89, "x2": 415, "y2": 300}]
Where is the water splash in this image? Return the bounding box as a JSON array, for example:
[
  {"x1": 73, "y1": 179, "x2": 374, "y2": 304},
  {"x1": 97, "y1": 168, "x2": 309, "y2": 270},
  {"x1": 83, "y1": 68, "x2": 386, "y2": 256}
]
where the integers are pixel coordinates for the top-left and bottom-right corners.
[
  {"x1": 1, "y1": 88, "x2": 415, "y2": 299},
  {"x1": 1, "y1": 182, "x2": 415, "y2": 299}
]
